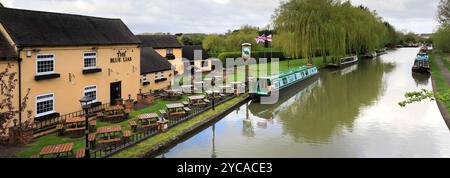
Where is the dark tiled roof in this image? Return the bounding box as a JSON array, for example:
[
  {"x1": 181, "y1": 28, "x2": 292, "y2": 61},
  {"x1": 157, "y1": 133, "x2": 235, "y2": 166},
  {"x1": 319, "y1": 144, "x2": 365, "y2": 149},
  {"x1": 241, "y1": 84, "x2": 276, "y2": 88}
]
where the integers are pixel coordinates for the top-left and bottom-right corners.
[
  {"x1": 141, "y1": 47, "x2": 172, "y2": 74},
  {"x1": 0, "y1": 7, "x2": 141, "y2": 47},
  {"x1": 0, "y1": 33, "x2": 15, "y2": 60},
  {"x1": 182, "y1": 45, "x2": 209, "y2": 61},
  {"x1": 137, "y1": 35, "x2": 182, "y2": 49}
]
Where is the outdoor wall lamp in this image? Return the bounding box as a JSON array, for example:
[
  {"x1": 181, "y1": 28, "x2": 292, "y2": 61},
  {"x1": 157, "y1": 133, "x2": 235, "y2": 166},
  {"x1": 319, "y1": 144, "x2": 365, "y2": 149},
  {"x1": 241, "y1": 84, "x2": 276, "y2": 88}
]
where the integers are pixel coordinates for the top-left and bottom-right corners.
[{"x1": 26, "y1": 51, "x2": 32, "y2": 57}]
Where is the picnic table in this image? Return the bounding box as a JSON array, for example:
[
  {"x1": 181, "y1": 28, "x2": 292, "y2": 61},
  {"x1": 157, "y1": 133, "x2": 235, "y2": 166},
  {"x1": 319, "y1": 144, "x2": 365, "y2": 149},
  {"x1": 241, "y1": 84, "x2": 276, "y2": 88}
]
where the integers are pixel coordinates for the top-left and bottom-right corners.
[
  {"x1": 163, "y1": 89, "x2": 182, "y2": 100},
  {"x1": 137, "y1": 113, "x2": 159, "y2": 129},
  {"x1": 40, "y1": 143, "x2": 74, "y2": 158},
  {"x1": 64, "y1": 117, "x2": 86, "y2": 134},
  {"x1": 96, "y1": 126, "x2": 123, "y2": 145},
  {"x1": 103, "y1": 105, "x2": 126, "y2": 123},
  {"x1": 205, "y1": 90, "x2": 221, "y2": 99},
  {"x1": 218, "y1": 85, "x2": 232, "y2": 94},
  {"x1": 188, "y1": 95, "x2": 207, "y2": 107},
  {"x1": 166, "y1": 103, "x2": 187, "y2": 118}
]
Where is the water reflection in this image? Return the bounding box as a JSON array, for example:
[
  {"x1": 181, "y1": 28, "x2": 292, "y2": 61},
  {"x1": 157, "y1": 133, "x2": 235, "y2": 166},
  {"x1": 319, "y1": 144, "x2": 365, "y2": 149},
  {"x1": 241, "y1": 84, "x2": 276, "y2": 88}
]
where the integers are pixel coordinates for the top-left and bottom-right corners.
[
  {"x1": 412, "y1": 72, "x2": 431, "y2": 86},
  {"x1": 249, "y1": 59, "x2": 395, "y2": 144},
  {"x1": 154, "y1": 48, "x2": 450, "y2": 158}
]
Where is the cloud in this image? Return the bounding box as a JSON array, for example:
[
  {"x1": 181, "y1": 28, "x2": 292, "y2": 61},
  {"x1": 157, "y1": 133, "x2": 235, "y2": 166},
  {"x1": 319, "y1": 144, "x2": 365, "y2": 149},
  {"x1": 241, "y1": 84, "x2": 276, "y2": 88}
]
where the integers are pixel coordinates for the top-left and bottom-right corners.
[
  {"x1": 0, "y1": 0, "x2": 440, "y2": 34},
  {"x1": 350, "y1": 0, "x2": 440, "y2": 33}
]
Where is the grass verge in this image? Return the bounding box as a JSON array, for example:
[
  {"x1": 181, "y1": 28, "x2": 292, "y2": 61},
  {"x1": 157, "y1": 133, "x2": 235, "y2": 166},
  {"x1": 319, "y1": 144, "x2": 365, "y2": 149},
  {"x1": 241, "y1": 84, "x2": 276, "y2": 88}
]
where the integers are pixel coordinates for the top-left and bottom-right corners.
[
  {"x1": 111, "y1": 94, "x2": 248, "y2": 158},
  {"x1": 430, "y1": 51, "x2": 450, "y2": 113},
  {"x1": 16, "y1": 96, "x2": 189, "y2": 158}
]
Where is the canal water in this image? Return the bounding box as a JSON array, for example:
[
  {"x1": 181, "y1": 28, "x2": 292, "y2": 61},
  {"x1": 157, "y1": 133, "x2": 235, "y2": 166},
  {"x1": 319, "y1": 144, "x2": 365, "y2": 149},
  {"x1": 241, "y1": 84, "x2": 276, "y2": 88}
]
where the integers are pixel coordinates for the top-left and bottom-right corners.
[{"x1": 155, "y1": 48, "x2": 450, "y2": 158}]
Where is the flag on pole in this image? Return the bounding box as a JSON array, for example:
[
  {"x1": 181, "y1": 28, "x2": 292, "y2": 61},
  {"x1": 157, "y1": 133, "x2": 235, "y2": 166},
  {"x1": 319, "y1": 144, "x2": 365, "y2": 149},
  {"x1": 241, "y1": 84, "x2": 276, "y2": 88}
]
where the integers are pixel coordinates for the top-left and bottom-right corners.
[
  {"x1": 255, "y1": 34, "x2": 266, "y2": 44},
  {"x1": 266, "y1": 34, "x2": 272, "y2": 42}
]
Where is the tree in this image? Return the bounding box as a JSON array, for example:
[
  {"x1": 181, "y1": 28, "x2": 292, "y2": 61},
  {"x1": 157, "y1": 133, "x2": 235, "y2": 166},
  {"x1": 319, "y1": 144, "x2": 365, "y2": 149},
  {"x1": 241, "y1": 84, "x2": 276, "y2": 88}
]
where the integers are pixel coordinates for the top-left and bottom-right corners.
[
  {"x1": 203, "y1": 34, "x2": 225, "y2": 54},
  {"x1": 437, "y1": 0, "x2": 450, "y2": 24},
  {"x1": 272, "y1": 0, "x2": 390, "y2": 64},
  {"x1": 178, "y1": 34, "x2": 205, "y2": 46},
  {"x1": 0, "y1": 63, "x2": 32, "y2": 136},
  {"x1": 433, "y1": 23, "x2": 450, "y2": 52}
]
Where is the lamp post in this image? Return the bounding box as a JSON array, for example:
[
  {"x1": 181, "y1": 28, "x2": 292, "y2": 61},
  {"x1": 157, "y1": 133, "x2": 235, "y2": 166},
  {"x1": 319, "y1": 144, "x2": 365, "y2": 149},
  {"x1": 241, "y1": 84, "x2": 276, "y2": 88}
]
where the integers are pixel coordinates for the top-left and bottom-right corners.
[{"x1": 79, "y1": 96, "x2": 94, "y2": 158}]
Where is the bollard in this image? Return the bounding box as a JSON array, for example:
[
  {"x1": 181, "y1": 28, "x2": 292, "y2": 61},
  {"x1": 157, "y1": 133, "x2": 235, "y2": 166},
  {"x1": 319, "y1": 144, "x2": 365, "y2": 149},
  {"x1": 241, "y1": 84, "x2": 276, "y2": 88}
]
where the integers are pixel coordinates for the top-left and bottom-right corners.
[{"x1": 158, "y1": 120, "x2": 169, "y2": 132}]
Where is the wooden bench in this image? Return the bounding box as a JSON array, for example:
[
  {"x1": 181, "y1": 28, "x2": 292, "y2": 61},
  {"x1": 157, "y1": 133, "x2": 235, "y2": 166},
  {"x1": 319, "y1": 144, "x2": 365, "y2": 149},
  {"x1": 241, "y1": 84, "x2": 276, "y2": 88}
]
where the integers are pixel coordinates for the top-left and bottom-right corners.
[
  {"x1": 105, "y1": 114, "x2": 124, "y2": 119},
  {"x1": 89, "y1": 121, "x2": 97, "y2": 132},
  {"x1": 75, "y1": 149, "x2": 85, "y2": 158},
  {"x1": 103, "y1": 114, "x2": 125, "y2": 123},
  {"x1": 129, "y1": 121, "x2": 138, "y2": 132},
  {"x1": 97, "y1": 112, "x2": 105, "y2": 119},
  {"x1": 170, "y1": 112, "x2": 186, "y2": 118},
  {"x1": 56, "y1": 124, "x2": 64, "y2": 136},
  {"x1": 65, "y1": 127, "x2": 85, "y2": 132},
  {"x1": 97, "y1": 138, "x2": 121, "y2": 145},
  {"x1": 184, "y1": 107, "x2": 192, "y2": 112},
  {"x1": 141, "y1": 123, "x2": 158, "y2": 130}
]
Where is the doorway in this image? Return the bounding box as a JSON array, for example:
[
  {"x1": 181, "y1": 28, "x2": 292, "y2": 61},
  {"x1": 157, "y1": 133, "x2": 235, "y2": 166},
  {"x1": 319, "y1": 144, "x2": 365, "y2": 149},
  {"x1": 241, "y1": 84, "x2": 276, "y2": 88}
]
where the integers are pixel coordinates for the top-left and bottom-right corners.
[{"x1": 110, "y1": 81, "x2": 122, "y2": 104}]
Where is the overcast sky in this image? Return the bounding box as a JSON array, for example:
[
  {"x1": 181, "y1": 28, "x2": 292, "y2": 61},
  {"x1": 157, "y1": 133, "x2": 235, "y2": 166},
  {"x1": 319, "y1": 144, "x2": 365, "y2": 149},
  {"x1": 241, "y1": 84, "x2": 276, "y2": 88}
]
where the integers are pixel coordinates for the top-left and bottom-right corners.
[{"x1": 0, "y1": 0, "x2": 441, "y2": 34}]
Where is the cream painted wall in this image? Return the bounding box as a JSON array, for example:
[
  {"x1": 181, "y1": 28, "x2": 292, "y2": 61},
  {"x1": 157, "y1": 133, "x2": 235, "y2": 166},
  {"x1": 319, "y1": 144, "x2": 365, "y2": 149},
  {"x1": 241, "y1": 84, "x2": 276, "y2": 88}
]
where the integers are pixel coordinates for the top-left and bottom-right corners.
[
  {"x1": 18, "y1": 45, "x2": 141, "y2": 122},
  {"x1": 140, "y1": 70, "x2": 174, "y2": 93}
]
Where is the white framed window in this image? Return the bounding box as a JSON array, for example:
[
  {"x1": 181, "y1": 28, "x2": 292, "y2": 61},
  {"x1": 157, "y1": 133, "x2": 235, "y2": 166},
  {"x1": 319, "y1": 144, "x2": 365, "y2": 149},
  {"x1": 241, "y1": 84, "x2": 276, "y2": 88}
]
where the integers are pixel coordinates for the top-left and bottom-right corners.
[
  {"x1": 84, "y1": 52, "x2": 97, "y2": 69},
  {"x1": 166, "y1": 48, "x2": 174, "y2": 55},
  {"x1": 35, "y1": 93, "x2": 55, "y2": 117},
  {"x1": 36, "y1": 54, "x2": 55, "y2": 75},
  {"x1": 160, "y1": 72, "x2": 165, "y2": 78},
  {"x1": 83, "y1": 85, "x2": 97, "y2": 103},
  {"x1": 154, "y1": 73, "x2": 159, "y2": 80},
  {"x1": 142, "y1": 75, "x2": 148, "y2": 83}
]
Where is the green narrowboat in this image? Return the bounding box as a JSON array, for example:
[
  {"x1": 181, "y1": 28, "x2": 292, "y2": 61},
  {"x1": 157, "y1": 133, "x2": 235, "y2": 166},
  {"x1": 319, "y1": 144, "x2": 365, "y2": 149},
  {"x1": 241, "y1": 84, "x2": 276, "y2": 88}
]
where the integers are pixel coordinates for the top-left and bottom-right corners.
[{"x1": 250, "y1": 65, "x2": 319, "y2": 102}]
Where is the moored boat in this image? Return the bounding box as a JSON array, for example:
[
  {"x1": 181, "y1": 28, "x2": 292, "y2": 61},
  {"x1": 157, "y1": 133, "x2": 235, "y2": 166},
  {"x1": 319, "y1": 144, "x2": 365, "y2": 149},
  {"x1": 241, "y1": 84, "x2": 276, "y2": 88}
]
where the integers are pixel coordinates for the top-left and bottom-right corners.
[
  {"x1": 361, "y1": 52, "x2": 377, "y2": 59},
  {"x1": 412, "y1": 49, "x2": 430, "y2": 74},
  {"x1": 376, "y1": 48, "x2": 387, "y2": 56},
  {"x1": 328, "y1": 55, "x2": 359, "y2": 68},
  {"x1": 250, "y1": 65, "x2": 319, "y2": 102}
]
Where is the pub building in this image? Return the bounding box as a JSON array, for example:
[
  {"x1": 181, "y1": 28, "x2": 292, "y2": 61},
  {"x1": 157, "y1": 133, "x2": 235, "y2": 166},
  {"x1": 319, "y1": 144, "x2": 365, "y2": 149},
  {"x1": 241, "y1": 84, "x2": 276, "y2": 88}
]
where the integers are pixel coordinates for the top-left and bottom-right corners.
[
  {"x1": 140, "y1": 47, "x2": 174, "y2": 92},
  {"x1": 0, "y1": 6, "x2": 141, "y2": 126},
  {"x1": 136, "y1": 35, "x2": 184, "y2": 75},
  {"x1": 182, "y1": 45, "x2": 213, "y2": 73}
]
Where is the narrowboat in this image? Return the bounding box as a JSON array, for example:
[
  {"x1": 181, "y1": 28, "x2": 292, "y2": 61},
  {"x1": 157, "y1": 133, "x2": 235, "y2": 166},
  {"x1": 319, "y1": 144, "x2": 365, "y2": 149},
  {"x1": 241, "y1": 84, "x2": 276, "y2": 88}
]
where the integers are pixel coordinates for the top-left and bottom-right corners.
[
  {"x1": 361, "y1": 52, "x2": 377, "y2": 59},
  {"x1": 412, "y1": 54, "x2": 430, "y2": 74},
  {"x1": 249, "y1": 78, "x2": 320, "y2": 119},
  {"x1": 250, "y1": 65, "x2": 319, "y2": 102},
  {"x1": 328, "y1": 56, "x2": 359, "y2": 68},
  {"x1": 376, "y1": 48, "x2": 387, "y2": 56}
]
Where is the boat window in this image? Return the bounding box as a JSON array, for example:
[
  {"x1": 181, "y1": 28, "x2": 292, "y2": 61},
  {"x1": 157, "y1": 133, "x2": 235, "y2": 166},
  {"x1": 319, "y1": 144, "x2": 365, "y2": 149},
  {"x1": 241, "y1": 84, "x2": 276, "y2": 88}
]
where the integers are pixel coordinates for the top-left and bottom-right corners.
[{"x1": 283, "y1": 78, "x2": 288, "y2": 85}]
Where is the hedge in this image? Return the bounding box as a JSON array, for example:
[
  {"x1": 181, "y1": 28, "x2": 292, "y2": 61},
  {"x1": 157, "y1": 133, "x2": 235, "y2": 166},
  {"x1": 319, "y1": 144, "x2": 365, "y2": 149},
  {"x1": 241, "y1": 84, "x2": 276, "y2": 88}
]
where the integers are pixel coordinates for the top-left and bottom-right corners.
[{"x1": 217, "y1": 51, "x2": 287, "y2": 66}]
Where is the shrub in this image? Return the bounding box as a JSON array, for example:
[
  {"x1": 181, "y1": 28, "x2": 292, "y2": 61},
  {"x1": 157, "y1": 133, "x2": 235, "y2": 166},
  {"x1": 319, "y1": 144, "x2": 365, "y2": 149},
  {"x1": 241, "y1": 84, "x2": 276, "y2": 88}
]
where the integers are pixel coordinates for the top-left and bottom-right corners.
[{"x1": 217, "y1": 51, "x2": 287, "y2": 67}]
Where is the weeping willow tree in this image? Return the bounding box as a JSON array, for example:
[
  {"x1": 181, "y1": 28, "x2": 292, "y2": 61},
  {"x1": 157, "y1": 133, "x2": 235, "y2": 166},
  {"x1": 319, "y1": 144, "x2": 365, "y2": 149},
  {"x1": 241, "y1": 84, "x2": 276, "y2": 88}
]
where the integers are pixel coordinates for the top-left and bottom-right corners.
[{"x1": 272, "y1": 0, "x2": 390, "y2": 64}]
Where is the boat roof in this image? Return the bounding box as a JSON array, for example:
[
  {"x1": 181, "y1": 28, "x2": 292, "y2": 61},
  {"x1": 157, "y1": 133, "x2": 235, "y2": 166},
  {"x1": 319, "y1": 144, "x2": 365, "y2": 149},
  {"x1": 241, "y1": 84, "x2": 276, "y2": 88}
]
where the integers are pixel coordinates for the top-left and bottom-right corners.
[{"x1": 259, "y1": 65, "x2": 316, "y2": 80}]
